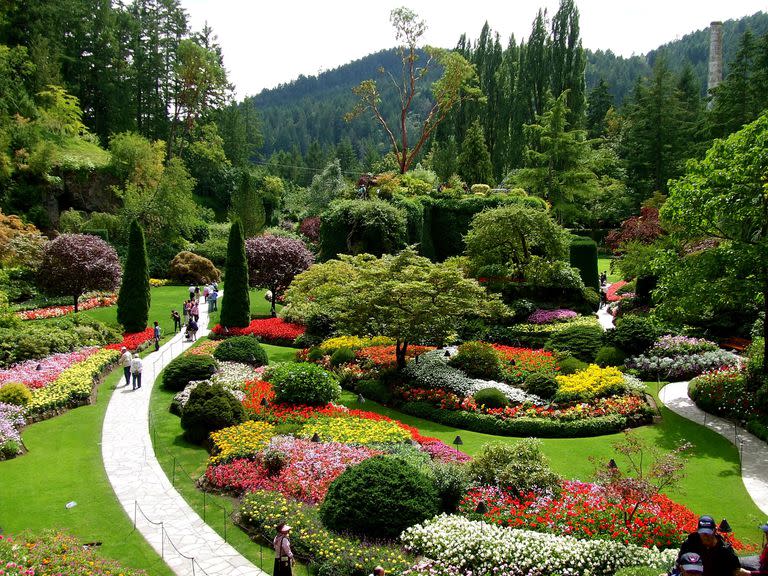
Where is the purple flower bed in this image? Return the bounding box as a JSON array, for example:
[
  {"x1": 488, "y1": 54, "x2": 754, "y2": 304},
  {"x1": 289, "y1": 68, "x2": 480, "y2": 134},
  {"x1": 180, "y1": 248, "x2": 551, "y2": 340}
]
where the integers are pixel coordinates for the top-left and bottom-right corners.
[
  {"x1": 0, "y1": 347, "x2": 100, "y2": 390},
  {"x1": 0, "y1": 402, "x2": 26, "y2": 456},
  {"x1": 527, "y1": 309, "x2": 578, "y2": 324},
  {"x1": 648, "y1": 335, "x2": 718, "y2": 356}
]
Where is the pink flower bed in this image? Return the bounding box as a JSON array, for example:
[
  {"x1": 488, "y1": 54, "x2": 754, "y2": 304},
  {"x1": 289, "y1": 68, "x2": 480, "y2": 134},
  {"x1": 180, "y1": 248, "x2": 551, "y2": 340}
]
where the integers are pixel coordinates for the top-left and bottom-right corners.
[
  {"x1": 16, "y1": 295, "x2": 117, "y2": 320},
  {"x1": 0, "y1": 347, "x2": 100, "y2": 389},
  {"x1": 206, "y1": 436, "x2": 381, "y2": 503},
  {"x1": 527, "y1": 309, "x2": 578, "y2": 324}
]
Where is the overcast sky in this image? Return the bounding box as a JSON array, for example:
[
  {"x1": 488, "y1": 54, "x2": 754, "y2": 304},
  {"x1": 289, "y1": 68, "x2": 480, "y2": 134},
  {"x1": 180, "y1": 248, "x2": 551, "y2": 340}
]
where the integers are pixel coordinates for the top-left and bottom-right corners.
[{"x1": 180, "y1": 0, "x2": 766, "y2": 99}]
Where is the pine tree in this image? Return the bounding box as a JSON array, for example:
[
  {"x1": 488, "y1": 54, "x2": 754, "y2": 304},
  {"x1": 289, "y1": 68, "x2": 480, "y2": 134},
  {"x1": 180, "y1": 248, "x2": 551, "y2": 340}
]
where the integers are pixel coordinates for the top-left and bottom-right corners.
[
  {"x1": 219, "y1": 220, "x2": 251, "y2": 328},
  {"x1": 458, "y1": 120, "x2": 494, "y2": 185},
  {"x1": 550, "y1": 0, "x2": 586, "y2": 127},
  {"x1": 586, "y1": 78, "x2": 613, "y2": 138},
  {"x1": 117, "y1": 220, "x2": 151, "y2": 332},
  {"x1": 230, "y1": 168, "x2": 265, "y2": 238}
]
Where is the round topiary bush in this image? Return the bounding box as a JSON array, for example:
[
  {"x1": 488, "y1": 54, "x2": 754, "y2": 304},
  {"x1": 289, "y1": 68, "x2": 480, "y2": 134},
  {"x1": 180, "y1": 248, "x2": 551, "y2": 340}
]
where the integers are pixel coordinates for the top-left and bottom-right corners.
[
  {"x1": 595, "y1": 345, "x2": 627, "y2": 368},
  {"x1": 355, "y1": 379, "x2": 393, "y2": 404},
  {"x1": 267, "y1": 363, "x2": 341, "y2": 405},
  {"x1": 180, "y1": 382, "x2": 245, "y2": 444},
  {"x1": 472, "y1": 387, "x2": 509, "y2": 409},
  {"x1": 468, "y1": 439, "x2": 561, "y2": 496},
  {"x1": 449, "y1": 341, "x2": 503, "y2": 380},
  {"x1": 169, "y1": 250, "x2": 221, "y2": 284},
  {"x1": 213, "y1": 336, "x2": 268, "y2": 366},
  {"x1": 330, "y1": 347, "x2": 355, "y2": 367},
  {"x1": 523, "y1": 372, "x2": 559, "y2": 400},
  {"x1": 319, "y1": 455, "x2": 440, "y2": 539},
  {"x1": 557, "y1": 354, "x2": 589, "y2": 375},
  {"x1": 544, "y1": 324, "x2": 604, "y2": 363},
  {"x1": 607, "y1": 315, "x2": 661, "y2": 356},
  {"x1": 0, "y1": 383, "x2": 32, "y2": 406},
  {"x1": 161, "y1": 354, "x2": 218, "y2": 392}
]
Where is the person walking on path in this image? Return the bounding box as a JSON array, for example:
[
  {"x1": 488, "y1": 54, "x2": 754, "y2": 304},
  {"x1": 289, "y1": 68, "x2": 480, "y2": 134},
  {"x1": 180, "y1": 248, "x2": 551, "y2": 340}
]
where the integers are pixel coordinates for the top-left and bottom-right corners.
[
  {"x1": 186, "y1": 317, "x2": 198, "y2": 341},
  {"x1": 190, "y1": 300, "x2": 199, "y2": 322},
  {"x1": 209, "y1": 289, "x2": 218, "y2": 312},
  {"x1": 181, "y1": 301, "x2": 188, "y2": 324},
  {"x1": 153, "y1": 321, "x2": 161, "y2": 351},
  {"x1": 188, "y1": 284, "x2": 196, "y2": 301},
  {"x1": 194, "y1": 285, "x2": 201, "y2": 303},
  {"x1": 171, "y1": 310, "x2": 181, "y2": 333},
  {"x1": 273, "y1": 523, "x2": 294, "y2": 576},
  {"x1": 130, "y1": 355, "x2": 143, "y2": 390},
  {"x1": 119, "y1": 347, "x2": 132, "y2": 387}
]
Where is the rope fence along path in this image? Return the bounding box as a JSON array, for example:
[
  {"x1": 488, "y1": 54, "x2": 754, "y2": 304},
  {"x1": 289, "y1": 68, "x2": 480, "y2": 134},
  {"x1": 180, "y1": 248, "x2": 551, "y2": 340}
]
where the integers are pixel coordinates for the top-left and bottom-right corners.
[{"x1": 102, "y1": 294, "x2": 266, "y2": 576}]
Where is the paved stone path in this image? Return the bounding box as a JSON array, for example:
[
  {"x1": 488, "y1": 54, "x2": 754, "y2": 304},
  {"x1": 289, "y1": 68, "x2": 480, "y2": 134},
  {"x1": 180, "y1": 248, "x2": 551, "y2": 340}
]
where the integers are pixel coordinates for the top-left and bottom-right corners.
[
  {"x1": 659, "y1": 381, "x2": 768, "y2": 516},
  {"x1": 102, "y1": 299, "x2": 266, "y2": 576}
]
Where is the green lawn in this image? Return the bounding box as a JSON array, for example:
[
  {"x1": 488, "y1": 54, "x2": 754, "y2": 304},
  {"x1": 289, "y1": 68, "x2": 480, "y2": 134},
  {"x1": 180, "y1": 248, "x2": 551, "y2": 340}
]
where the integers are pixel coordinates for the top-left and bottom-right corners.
[
  {"x1": 598, "y1": 256, "x2": 622, "y2": 283},
  {"x1": 0, "y1": 368, "x2": 174, "y2": 575}
]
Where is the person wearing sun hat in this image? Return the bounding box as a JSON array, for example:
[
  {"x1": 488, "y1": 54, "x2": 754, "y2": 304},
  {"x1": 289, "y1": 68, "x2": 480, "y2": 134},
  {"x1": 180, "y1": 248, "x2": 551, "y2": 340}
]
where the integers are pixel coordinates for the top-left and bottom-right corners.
[
  {"x1": 676, "y1": 515, "x2": 750, "y2": 576},
  {"x1": 679, "y1": 552, "x2": 705, "y2": 575},
  {"x1": 273, "y1": 522, "x2": 294, "y2": 575}
]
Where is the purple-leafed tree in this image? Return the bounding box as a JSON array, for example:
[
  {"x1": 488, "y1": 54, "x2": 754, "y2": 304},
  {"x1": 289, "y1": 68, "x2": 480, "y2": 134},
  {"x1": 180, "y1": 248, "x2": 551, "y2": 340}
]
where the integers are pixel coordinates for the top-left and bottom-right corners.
[
  {"x1": 245, "y1": 235, "x2": 314, "y2": 317},
  {"x1": 37, "y1": 233, "x2": 122, "y2": 313}
]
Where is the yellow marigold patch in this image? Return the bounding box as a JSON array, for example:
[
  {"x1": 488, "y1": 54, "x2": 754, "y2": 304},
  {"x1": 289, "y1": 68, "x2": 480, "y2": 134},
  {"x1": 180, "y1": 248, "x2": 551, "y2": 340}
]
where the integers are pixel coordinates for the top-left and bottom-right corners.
[
  {"x1": 301, "y1": 415, "x2": 411, "y2": 444},
  {"x1": 319, "y1": 335, "x2": 395, "y2": 353},
  {"x1": 555, "y1": 364, "x2": 626, "y2": 400},
  {"x1": 209, "y1": 420, "x2": 275, "y2": 463}
]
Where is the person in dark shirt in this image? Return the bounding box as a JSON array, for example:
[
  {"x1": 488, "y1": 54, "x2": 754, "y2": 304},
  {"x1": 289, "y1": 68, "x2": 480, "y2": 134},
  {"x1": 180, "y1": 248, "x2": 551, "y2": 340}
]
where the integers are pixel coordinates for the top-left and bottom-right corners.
[{"x1": 677, "y1": 515, "x2": 749, "y2": 576}]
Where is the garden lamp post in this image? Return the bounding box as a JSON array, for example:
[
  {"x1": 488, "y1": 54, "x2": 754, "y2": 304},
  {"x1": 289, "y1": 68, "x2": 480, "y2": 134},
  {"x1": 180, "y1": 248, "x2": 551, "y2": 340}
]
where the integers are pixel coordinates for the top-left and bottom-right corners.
[
  {"x1": 453, "y1": 435, "x2": 463, "y2": 457},
  {"x1": 260, "y1": 397, "x2": 269, "y2": 408},
  {"x1": 719, "y1": 519, "x2": 732, "y2": 533},
  {"x1": 475, "y1": 500, "x2": 488, "y2": 515},
  {"x1": 357, "y1": 393, "x2": 365, "y2": 404},
  {"x1": 608, "y1": 458, "x2": 618, "y2": 470},
  {"x1": 310, "y1": 432, "x2": 321, "y2": 443}
]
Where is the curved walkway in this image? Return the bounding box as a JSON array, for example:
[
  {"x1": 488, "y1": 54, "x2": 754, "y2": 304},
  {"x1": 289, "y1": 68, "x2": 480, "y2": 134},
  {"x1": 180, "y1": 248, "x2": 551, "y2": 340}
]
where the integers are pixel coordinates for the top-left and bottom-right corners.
[
  {"x1": 659, "y1": 382, "x2": 768, "y2": 516},
  {"x1": 101, "y1": 301, "x2": 265, "y2": 576}
]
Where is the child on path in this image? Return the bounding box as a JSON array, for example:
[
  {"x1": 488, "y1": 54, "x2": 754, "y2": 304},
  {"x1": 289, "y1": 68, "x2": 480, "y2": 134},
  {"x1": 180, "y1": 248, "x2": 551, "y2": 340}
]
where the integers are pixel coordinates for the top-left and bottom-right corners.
[{"x1": 153, "y1": 321, "x2": 161, "y2": 351}]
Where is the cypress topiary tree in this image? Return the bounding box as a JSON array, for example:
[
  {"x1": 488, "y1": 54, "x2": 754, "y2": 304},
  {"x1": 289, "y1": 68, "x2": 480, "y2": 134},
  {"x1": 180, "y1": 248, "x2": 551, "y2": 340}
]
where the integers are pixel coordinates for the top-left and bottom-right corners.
[
  {"x1": 219, "y1": 219, "x2": 251, "y2": 328},
  {"x1": 117, "y1": 220, "x2": 150, "y2": 332},
  {"x1": 569, "y1": 235, "x2": 599, "y2": 292}
]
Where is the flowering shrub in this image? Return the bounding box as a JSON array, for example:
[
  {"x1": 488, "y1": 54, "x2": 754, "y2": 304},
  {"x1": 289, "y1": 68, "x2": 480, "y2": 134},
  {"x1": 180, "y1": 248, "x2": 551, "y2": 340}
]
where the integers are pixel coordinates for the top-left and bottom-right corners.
[
  {"x1": 689, "y1": 367, "x2": 756, "y2": 420},
  {"x1": 16, "y1": 295, "x2": 117, "y2": 320},
  {"x1": 555, "y1": 365, "x2": 626, "y2": 401},
  {"x1": 105, "y1": 327, "x2": 154, "y2": 351},
  {"x1": 459, "y1": 481, "x2": 706, "y2": 549},
  {"x1": 0, "y1": 531, "x2": 146, "y2": 575},
  {"x1": 171, "y1": 361, "x2": 253, "y2": 413},
  {"x1": 207, "y1": 436, "x2": 381, "y2": 502},
  {"x1": 27, "y1": 349, "x2": 119, "y2": 414},
  {"x1": 240, "y1": 490, "x2": 412, "y2": 575},
  {"x1": 401, "y1": 514, "x2": 678, "y2": 576},
  {"x1": 319, "y1": 335, "x2": 395, "y2": 353},
  {"x1": 0, "y1": 402, "x2": 25, "y2": 457},
  {"x1": 187, "y1": 339, "x2": 221, "y2": 355},
  {"x1": 649, "y1": 335, "x2": 719, "y2": 357},
  {"x1": 528, "y1": 309, "x2": 578, "y2": 324},
  {"x1": 356, "y1": 344, "x2": 433, "y2": 369},
  {"x1": 0, "y1": 347, "x2": 100, "y2": 389},
  {"x1": 626, "y1": 349, "x2": 740, "y2": 380},
  {"x1": 511, "y1": 316, "x2": 601, "y2": 335},
  {"x1": 211, "y1": 317, "x2": 305, "y2": 345},
  {"x1": 300, "y1": 414, "x2": 412, "y2": 444},
  {"x1": 209, "y1": 420, "x2": 275, "y2": 464},
  {"x1": 149, "y1": 278, "x2": 174, "y2": 287}
]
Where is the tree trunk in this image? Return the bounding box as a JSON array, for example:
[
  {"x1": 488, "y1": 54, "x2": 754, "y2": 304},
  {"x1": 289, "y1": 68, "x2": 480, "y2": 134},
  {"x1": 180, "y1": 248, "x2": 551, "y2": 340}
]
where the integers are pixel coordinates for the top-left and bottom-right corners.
[
  {"x1": 73, "y1": 294, "x2": 79, "y2": 314},
  {"x1": 271, "y1": 288, "x2": 277, "y2": 318},
  {"x1": 396, "y1": 340, "x2": 409, "y2": 370}
]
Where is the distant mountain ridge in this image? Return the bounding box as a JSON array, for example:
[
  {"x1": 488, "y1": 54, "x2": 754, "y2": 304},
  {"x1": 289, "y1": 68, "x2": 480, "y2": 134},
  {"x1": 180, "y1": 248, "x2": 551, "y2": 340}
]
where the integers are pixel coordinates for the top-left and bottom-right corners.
[{"x1": 249, "y1": 11, "x2": 768, "y2": 158}]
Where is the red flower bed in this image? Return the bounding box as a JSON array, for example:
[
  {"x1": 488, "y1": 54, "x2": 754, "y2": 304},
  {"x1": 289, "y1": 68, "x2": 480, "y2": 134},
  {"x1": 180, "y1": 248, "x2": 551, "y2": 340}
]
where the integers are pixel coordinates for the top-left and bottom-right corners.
[
  {"x1": 355, "y1": 345, "x2": 434, "y2": 369},
  {"x1": 606, "y1": 281, "x2": 633, "y2": 302},
  {"x1": 241, "y1": 379, "x2": 275, "y2": 412},
  {"x1": 17, "y1": 295, "x2": 117, "y2": 320},
  {"x1": 105, "y1": 327, "x2": 154, "y2": 351},
  {"x1": 460, "y1": 481, "x2": 747, "y2": 550},
  {"x1": 211, "y1": 318, "x2": 305, "y2": 345},
  {"x1": 492, "y1": 345, "x2": 559, "y2": 379}
]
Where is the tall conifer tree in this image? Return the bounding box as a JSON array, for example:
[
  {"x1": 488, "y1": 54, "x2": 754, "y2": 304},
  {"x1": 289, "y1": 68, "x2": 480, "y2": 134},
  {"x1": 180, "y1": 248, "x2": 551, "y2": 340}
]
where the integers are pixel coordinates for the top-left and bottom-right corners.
[
  {"x1": 117, "y1": 220, "x2": 150, "y2": 332},
  {"x1": 219, "y1": 220, "x2": 251, "y2": 328}
]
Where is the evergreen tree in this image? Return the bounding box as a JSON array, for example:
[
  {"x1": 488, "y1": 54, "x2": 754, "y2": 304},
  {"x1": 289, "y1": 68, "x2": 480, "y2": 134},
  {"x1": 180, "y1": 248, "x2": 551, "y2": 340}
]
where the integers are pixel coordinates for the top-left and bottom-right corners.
[
  {"x1": 117, "y1": 220, "x2": 150, "y2": 332},
  {"x1": 550, "y1": 0, "x2": 586, "y2": 127},
  {"x1": 586, "y1": 78, "x2": 613, "y2": 138},
  {"x1": 458, "y1": 120, "x2": 494, "y2": 185},
  {"x1": 219, "y1": 220, "x2": 251, "y2": 329},
  {"x1": 230, "y1": 169, "x2": 265, "y2": 237}
]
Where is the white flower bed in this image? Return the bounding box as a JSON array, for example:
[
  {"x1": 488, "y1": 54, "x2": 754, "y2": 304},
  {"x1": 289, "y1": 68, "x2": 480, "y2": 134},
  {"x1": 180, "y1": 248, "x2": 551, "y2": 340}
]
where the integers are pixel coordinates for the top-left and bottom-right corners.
[
  {"x1": 404, "y1": 351, "x2": 543, "y2": 404},
  {"x1": 172, "y1": 361, "x2": 252, "y2": 412},
  {"x1": 400, "y1": 515, "x2": 677, "y2": 576}
]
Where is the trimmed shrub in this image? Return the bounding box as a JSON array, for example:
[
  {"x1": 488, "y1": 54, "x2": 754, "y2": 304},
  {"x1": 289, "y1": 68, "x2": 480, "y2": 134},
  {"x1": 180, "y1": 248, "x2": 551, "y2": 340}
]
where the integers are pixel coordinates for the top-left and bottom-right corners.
[
  {"x1": 330, "y1": 347, "x2": 355, "y2": 367},
  {"x1": 431, "y1": 461, "x2": 471, "y2": 513},
  {"x1": 319, "y1": 199, "x2": 407, "y2": 260},
  {"x1": 472, "y1": 387, "x2": 509, "y2": 409},
  {"x1": 219, "y1": 220, "x2": 251, "y2": 328},
  {"x1": 557, "y1": 355, "x2": 589, "y2": 375},
  {"x1": 569, "y1": 235, "x2": 599, "y2": 292},
  {"x1": 117, "y1": 220, "x2": 150, "y2": 333},
  {"x1": 608, "y1": 315, "x2": 661, "y2": 356},
  {"x1": 0, "y1": 382, "x2": 32, "y2": 406},
  {"x1": 468, "y1": 440, "x2": 560, "y2": 496},
  {"x1": 746, "y1": 338, "x2": 765, "y2": 391},
  {"x1": 168, "y1": 250, "x2": 221, "y2": 285},
  {"x1": 449, "y1": 341, "x2": 503, "y2": 380},
  {"x1": 180, "y1": 382, "x2": 245, "y2": 444},
  {"x1": 523, "y1": 372, "x2": 559, "y2": 400},
  {"x1": 161, "y1": 354, "x2": 218, "y2": 392},
  {"x1": 319, "y1": 455, "x2": 440, "y2": 539},
  {"x1": 267, "y1": 362, "x2": 341, "y2": 405},
  {"x1": 307, "y1": 347, "x2": 325, "y2": 361},
  {"x1": 355, "y1": 379, "x2": 393, "y2": 404},
  {"x1": 213, "y1": 336, "x2": 268, "y2": 366},
  {"x1": 545, "y1": 324, "x2": 604, "y2": 362},
  {"x1": 595, "y1": 345, "x2": 627, "y2": 367}
]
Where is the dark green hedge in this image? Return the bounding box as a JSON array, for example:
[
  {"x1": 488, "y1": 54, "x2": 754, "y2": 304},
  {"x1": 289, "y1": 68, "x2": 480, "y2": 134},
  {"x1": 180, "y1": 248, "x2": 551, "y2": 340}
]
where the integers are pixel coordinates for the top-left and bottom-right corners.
[
  {"x1": 569, "y1": 235, "x2": 599, "y2": 292},
  {"x1": 398, "y1": 401, "x2": 652, "y2": 437},
  {"x1": 319, "y1": 199, "x2": 407, "y2": 260}
]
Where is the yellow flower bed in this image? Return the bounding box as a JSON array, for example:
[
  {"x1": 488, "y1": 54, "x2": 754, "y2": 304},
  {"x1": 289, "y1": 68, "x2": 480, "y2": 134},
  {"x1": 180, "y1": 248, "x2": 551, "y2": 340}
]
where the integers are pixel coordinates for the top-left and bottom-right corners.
[
  {"x1": 301, "y1": 415, "x2": 411, "y2": 444},
  {"x1": 319, "y1": 335, "x2": 394, "y2": 353},
  {"x1": 27, "y1": 349, "x2": 119, "y2": 413},
  {"x1": 556, "y1": 364, "x2": 626, "y2": 400},
  {"x1": 149, "y1": 278, "x2": 174, "y2": 287},
  {"x1": 209, "y1": 420, "x2": 275, "y2": 463},
  {"x1": 241, "y1": 490, "x2": 411, "y2": 573}
]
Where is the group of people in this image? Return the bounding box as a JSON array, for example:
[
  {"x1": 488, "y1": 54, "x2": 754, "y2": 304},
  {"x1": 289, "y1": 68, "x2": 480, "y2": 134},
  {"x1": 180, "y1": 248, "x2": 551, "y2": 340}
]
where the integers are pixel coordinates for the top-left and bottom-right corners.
[
  {"x1": 673, "y1": 515, "x2": 768, "y2": 576},
  {"x1": 118, "y1": 346, "x2": 143, "y2": 390}
]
